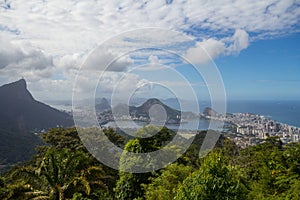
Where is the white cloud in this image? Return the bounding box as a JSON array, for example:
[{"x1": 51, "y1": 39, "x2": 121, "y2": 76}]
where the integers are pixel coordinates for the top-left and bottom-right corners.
[
  {"x1": 0, "y1": 36, "x2": 24, "y2": 69},
  {"x1": 82, "y1": 48, "x2": 133, "y2": 72},
  {"x1": 184, "y1": 29, "x2": 249, "y2": 63},
  {"x1": 73, "y1": 70, "x2": 150, "y2": 101},
  {"x1": 184, "y1": 38, "x2": 226, "y2": 64},
  {"x1": 0, "y1": 34, "x2": 54, "y2": 81},
  {"x1": 55, "y1": 53, "x2": 82, "y2": 73},
  {"x1": 1, "y1": 0, "x2": 298, "y2": 55},
  {"x1": 134, "y1": 55, "x2": 169, "y2": 71},
  {"x1": 148, "y1": 55, "x2": 160, "y2": 64},
  {"x1": 0, "y1": 0, "x2": 299, "y2": 100},
  {"x1": 227, "y1": 29, "x2": 249, "y2": 54}
]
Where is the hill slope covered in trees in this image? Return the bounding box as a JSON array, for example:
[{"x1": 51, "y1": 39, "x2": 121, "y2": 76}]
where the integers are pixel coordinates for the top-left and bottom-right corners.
[{"x1": 1, "y1": 126, "x2": 299, "y2": 199}]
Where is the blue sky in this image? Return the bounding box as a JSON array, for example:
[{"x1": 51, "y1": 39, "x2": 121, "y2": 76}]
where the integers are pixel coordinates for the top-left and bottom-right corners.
[
  {"x1": 0, "y1": 0, "x2": 299, "y2": 102},
  {"x1": 216, "y1": 33, "x2": 300, "y2": 100},
  {"x1": 128, "y1": 32, "x2": 300, "y2": 101}
]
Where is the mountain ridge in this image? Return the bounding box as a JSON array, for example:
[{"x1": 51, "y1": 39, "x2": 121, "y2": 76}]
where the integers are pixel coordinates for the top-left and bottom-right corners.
[
  {"x1": 100, "y1": 98, "x2": 182, "y2": 124},
  {"x1": 0, "y1": 79, "x2": 74, "y2": 165},
  {"x1": 0, "y1": 79, "x2": 74, "y2": 132},
  {"x1": 130, "y1": 98, "x2": 181, "y2": 124}
]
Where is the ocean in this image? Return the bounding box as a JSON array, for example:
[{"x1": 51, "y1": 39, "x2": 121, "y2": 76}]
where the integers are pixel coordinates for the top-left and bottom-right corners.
[
  {"x1": 104, "y1": 119, "x2": 214, "y2": 131},
  {"x1": 106, "y1": 100, "x2": 300, "y2": 130},
  {"x1": 226, "y1": 100, "x2": 300, "y2": 127},
  {"x1": 51, "y1": 100, "x2": 300, "y2": 128}
]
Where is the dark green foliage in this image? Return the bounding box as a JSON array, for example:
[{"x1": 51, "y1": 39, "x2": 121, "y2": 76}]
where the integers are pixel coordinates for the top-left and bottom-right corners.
[
  {"x1": 0, "y1": 127, "x2": 117, "y2": 199},
  {"x1": 176, "y1": 151, "x2": 248, "y2": 200},
  {"x1": 103, "y1": 127, "x2": 125, "y2": 147},
  {"x1": 177, "y1": 131, "x2": 207, "y2": 167},
  {"x1": 143, "y1": 163, "x2": 192, "y2": 200},
  {"x1": 41, "y1": 127, "x2": 84, "y2": 151},
  {"x1": 0, "y1": 177, "x2": 8, "y2": 199},
  {"x1": 237, "y1": 137, "x2": 300, "y2": 199},
  {"x1": 114, "y1": 126, "x2": 175, "y2": 200},
  {"x1": 7, "y1": 148, "x2": 111, "y2": 200},
  {"x1": 0, "y1": 128, "x2": 42, "y2": 165},
  {"x1": 1, "y1": 127, "x2": 300, "y2": 200},
  {"x1": 177, "y1": 131, "x2": 227, "y2": 168}
]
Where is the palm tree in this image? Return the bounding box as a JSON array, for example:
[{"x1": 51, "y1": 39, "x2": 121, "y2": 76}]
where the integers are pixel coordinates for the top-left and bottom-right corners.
[{"x1": 10, "y1": 148, "x2": 109, "y2": 200}]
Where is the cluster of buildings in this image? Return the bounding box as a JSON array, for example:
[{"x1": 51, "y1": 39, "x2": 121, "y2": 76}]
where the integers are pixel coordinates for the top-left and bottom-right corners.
[
  {"x1": 212, "y1": 112, "x2": 300, "y2": 148},
  {"x1": 74, "y1": 106, "x2": 300, "y2": 148}
]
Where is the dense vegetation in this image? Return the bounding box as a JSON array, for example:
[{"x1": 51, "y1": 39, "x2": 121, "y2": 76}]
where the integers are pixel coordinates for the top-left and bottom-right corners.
[
  {"x1": 0, "y1": 128, "x2": 42, "y2": 165},
  {"x1": 0, "y1": 126, "x2": 300, "y2": 199}
]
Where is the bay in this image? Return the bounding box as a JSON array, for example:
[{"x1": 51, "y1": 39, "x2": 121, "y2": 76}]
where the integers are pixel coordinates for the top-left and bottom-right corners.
[
  {"x1": 226, "y1": 100, "x2": 300, "y2": 127},
  {"x1": 103, "y1": 119, "x2": 225, "y2": 131}
]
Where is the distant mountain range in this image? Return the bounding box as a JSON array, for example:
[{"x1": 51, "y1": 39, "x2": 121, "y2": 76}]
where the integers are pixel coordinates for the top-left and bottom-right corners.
[
  {"x1": 100, "y1": 98, "x2": 191, "y2": 124},
  {"x1": 126, "y1": 97, "x2": 204, "y2": 112}
]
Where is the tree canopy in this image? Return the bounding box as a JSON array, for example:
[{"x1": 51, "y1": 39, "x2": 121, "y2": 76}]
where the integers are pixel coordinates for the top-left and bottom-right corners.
[{"x1": 0, "y1": 127, "x2": 299, "y2": 200}]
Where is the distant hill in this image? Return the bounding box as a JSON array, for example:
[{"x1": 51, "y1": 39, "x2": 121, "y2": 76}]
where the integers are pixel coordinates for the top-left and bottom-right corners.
[
  {"x1": 203, "y1": 107, "x2": 219, "y2": 117},
  {"x1": 0, "y1": 79, "x2": 73, "y2": 132},
  {"x1": 0, "y1": 79, "x2": 74, "y2": 166},
  {"x1": 100, "y1": 98, "x2": 199, "y2": 124},
  {"x1": 109, "y1": 98, "x2": 182, "y2": 124},
  {"x1": 95, "y1": 98, "x2": 111, "y2": 113}
]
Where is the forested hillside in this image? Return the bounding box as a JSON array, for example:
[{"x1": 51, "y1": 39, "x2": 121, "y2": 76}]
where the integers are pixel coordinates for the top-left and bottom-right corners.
[{"x1": 0, "y1": 127, "x2": 299, "y2": 199}]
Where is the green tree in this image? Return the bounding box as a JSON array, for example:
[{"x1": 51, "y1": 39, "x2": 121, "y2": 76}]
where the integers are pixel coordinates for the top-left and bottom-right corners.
[
  {"x1": 114, "y1": 126, "x2": 175, "y2": 200},
  {"x1": 176, "y1": 151, "x2": 248, "y2": 200},
  {"x1": 272, "y1": 143, "x2": 300, "y2": 199},
  {"x1": 41, "y1": 127, "x2": 84, "y2": 151},
  {"x1": 40, "y1": 127, "x2": 123, "y2": 195},
  {"x1": 10, "y1": 148, "x2": 110, "y2": 200},
  {"x1": 239, "y1": 137, "x2": 285, "y2": 199},
  {"x1": 114, "y1": 139, "x2": 152, "y2": 200},
  {"x1": 143, "y1": 163, "x2": 192, "y2": 200},
  {"x1": 1, "y1": 181, "x2": 48, "y2": 200}
]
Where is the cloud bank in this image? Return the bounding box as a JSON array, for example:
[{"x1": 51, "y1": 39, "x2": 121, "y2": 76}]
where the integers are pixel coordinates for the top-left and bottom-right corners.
[{"x1": 0, "y1": 0, "x2": 299, "y2": 100}]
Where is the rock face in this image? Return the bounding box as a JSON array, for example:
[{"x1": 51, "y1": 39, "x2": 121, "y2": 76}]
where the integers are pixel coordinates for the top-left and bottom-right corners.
[
  {"x1": 0, "y1": 79, "x2": 73, "y2": 132},
  {"x1": 0, "y1": 79, "x2": 74, "y2": 165}
]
